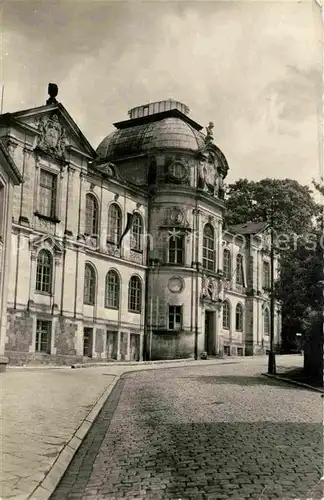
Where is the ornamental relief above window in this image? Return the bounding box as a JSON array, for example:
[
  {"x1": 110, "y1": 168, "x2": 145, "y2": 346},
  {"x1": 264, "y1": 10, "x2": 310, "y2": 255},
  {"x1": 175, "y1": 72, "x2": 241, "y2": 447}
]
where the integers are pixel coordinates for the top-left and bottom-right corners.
[{"x1": 162, "y1": 205, "x2": 190, "y2": 228}]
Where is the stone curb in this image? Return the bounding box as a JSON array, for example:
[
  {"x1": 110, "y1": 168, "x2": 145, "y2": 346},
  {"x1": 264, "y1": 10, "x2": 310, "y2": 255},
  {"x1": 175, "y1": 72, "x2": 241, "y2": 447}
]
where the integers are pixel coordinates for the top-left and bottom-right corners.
[
  {"x1": 263, "y1": 373, "x2": 324, "y2": 393},
  {"x1": 28, "y1": 376, "x2": 120, "y2": 500},
  {"x1": 8, "y1": 357, "x2": 200, "y2": 370},
  {"x1": 70, "y1": 358, "x2": 202, "y2": 369}
]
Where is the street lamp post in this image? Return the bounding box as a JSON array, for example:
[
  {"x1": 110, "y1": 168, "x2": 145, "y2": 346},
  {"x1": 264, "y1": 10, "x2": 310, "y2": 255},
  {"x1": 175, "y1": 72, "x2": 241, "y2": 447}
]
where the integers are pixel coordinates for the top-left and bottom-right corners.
[{"x1": 268, "y1": 197, "x2": 276, "y2": 375}]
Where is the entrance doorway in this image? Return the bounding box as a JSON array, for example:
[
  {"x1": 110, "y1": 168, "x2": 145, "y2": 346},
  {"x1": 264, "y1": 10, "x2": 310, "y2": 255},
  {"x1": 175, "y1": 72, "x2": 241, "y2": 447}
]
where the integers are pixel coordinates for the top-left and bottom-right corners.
[
  {"x1": 83, "y1": 328, "x2": 93, "y2": 357},
  {"x1": 130, "y1": 334, "x2": 140, "y2": 361},
  {"x1": 106, "y1": 331, "x2": 118, "y2": 359},
  {"x1": 204, "y1": 311, "x2": 216, "y2": 355}
]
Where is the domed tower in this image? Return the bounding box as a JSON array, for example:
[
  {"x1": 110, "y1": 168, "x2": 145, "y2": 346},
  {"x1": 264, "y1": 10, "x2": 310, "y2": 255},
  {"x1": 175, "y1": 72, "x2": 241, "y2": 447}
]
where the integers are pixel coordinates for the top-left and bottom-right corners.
[{"x1": 97, "y1": 99, "x2": 229, "y2": 360}]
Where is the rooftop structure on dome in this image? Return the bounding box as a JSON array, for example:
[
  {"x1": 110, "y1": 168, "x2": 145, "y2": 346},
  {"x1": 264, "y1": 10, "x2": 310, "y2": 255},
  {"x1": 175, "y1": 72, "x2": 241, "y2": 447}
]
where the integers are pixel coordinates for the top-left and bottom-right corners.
[
  {"x1": 128, "y1": 99, "x2": 190, "y2": 119},
  {"x1": 96, "y1": 99, "x2": 205, "y2": 161}
]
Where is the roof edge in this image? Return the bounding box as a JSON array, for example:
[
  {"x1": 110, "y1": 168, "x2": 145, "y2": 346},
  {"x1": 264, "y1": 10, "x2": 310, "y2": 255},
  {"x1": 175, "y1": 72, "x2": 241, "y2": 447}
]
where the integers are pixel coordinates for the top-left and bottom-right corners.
[
  {"x1": 113, "y1": 108, "x2": 203, "y2": 132},
  {"x1": 0, "y1": 141, "x2": 22, "y2": 184}
]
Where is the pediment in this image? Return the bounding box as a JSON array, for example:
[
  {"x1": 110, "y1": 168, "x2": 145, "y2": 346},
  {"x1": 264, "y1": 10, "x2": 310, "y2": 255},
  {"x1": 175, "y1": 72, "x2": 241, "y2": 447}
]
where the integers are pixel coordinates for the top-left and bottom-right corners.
[
  {"x1": 8, "y1": 103, "x2": 96, "y2": 161},
  {"x1": 29, "y1": 234, "x2": 64, "y2": 254}
]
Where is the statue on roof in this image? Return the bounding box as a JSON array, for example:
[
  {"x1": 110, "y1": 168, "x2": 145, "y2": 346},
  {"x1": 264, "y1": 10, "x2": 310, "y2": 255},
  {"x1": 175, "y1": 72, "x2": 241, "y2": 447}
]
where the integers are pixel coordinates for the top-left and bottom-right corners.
[
  {"x1": 205, "y1": 121, "x2": 214, "y2": 144},
  {"x1": 46, "y1": 83, "x2": 58, "y2": 105}
]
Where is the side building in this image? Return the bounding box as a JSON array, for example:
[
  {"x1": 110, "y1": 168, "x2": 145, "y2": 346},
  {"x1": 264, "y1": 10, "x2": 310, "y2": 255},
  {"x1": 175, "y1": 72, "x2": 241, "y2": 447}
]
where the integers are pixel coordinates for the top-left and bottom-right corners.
[{"x1": 0, "y1": 88, "x2": 281, "y2": 364}]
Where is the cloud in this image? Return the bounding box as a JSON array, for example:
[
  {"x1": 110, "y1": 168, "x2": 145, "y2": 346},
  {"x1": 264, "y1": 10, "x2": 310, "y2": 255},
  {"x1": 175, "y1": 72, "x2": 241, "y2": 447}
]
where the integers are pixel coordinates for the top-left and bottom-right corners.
[{"x1": 1, "y1": 0, "x2": 321, "y2": 188}]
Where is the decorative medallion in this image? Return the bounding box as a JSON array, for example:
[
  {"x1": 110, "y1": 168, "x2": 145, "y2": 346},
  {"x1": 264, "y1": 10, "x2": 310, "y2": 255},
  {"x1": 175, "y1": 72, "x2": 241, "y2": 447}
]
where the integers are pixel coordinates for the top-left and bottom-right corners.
[
  {"x1": 164, "y1": 206, "x2": 189, "y2": 227},
  {"x1": 168, "y1": 160, "x2": 188, "y2": 182},
  {"x1": 168, "y1": 277, "x2": 184, "y2": 294},
  {"x1": 37, "y1": 114, "x2": 67, "y2": 158},
  {"x1": 170, "y1": 208, "x2": 184, "y2": 225}
]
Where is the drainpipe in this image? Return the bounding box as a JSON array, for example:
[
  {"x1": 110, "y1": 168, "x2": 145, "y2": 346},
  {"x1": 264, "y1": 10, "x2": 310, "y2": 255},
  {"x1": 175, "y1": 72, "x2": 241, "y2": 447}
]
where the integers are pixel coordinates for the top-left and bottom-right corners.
[
  {"x1": 143, "y1": 167, "x2": 153, "y2": 361},
  {"x1": 194, "y1": 188, "x2": 200, "y2": 360}
]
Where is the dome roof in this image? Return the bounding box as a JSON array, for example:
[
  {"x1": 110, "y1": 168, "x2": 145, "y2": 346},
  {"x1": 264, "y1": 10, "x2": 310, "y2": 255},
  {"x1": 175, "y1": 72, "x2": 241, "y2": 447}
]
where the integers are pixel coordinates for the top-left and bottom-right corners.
[{"x1": 96, "y1": 101, "x2": 206, "y2": 161}]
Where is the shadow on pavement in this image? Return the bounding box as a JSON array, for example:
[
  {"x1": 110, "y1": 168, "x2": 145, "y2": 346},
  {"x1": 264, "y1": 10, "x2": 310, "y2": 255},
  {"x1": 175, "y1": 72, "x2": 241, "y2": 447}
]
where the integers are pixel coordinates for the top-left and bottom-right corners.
[{"x1": 180, "y1": 374, "x2": 306, "y2": 389}]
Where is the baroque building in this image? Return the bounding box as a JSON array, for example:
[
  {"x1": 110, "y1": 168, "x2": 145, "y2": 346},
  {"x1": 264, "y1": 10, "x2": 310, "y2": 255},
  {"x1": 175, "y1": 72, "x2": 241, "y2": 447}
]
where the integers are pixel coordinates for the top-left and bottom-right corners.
[{"x1": 0, "y1": 87, "x2": 281, "y2": 364}]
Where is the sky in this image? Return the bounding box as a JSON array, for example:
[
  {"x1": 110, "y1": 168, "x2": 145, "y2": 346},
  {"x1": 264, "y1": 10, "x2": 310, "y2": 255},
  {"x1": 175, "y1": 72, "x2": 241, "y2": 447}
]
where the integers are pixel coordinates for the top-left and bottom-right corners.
[{"x1": 0, "y1": 0, "x2": 322, "y2": 192}]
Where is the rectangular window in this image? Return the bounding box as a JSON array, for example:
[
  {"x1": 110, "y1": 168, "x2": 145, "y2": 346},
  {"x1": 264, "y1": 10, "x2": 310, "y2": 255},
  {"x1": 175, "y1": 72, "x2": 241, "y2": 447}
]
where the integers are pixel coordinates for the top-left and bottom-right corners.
[
  {"x1": 35, "y1": 320, "x2": 52, "y2": 354},
  {"x1": 236, "y1": 255, "x2": 244, "y2": 285},
  {"x1": 168, "y1": 305, "x2": 182, "y2": 331},
  {"x1": 83, "y1": 327, "x2": 93, "y2": 357},
  {"x1": 223, "y1": 345, "x2": 230, "y2": 356},
  {"x1": 263, "y1": 262, "x2": 270, "y2": 289},
  {"x1": 169, "y1": 235, "x2": 184, "y2": 265},
  {"x1": 39, "y1": 170, "x2": 57, "y2": 218}
]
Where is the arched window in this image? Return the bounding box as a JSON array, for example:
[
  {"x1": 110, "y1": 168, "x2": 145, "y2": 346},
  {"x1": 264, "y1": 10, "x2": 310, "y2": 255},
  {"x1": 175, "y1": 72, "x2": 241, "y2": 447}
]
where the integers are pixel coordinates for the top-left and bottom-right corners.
[
  {"x1": 169, "y1": 233, "x2": 185, "y2": 264},
  {"x1": 263, "y1": 261, "x2": 270, "y2": 289},
  {"x1": 107, "y1": 203, "x2": 122, "y2": 245},
  {"x1": 130, "y1": 213, "x2": 143, "y2": 251},
  {"x1": 222, "y1": 300, "x2": 230, "y2": 330},
  {"x1": 223, "y1": 249, "x2": 231, "y2": 280},
  {"x1": 203, "y1": 224, "x2": 215, "y2": 271},
  {"x1": 128, "y1": 276, "x2": 142, "y2": 313},
  {"x1": 236, "y1": 254, "x2": 244, "y2": 285},
  {"x1": 84, "y1": 263, "x2": 96, "y2": 305},
  {"x1": 36, "y1": 249, "x2": 53, "y2": 293},
  {"x1": 235, "y1": 303, "x2": 244, "y2": 331},
  {"x1": 264, "y1": 308, "x2": 270, "y2": 335},
  {"x1": 85, "y1": 194, "x2": 99, "y2": 236},
  {"x1": 105, "y1": 270, "x2": 120, "y2": 308}
]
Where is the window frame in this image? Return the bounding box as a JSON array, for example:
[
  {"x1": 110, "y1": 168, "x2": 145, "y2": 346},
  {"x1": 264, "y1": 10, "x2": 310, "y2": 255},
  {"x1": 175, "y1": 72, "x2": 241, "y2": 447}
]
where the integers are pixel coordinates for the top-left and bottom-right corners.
[
  {"x1": 235, "y1": 303, "x2": 244, "y2": 332},
  {"x1": 236, "y1": 254, "x2": 244, "y2": 285},
  {"x1": 168, "y1": 233, "x2": 185, "y2": 265},
  {"x1": 222, "y1": 300, "x2": 230, "y2": 330},
  {"x1": 223, "y1": 248, "x2": 231, "y2": 280},
  {"x1": 264, "y1": 308, "x2": 270, "y2": 335},
  {"x1": 84, "y1": 263, "x2": 96, "y2": 305},
  {"x1": 38, "y1": 169, "x2": 58, "y2": 219},
  {"x1": 128, "y1": 275, "x2": 142, "y2": 313},
  {"x1": 35, "y1": 319, "x2": 52, "y2": 354},
  {"x1": 35, "y1": 249, "x2": 53, "y2": 294},
  {"x1": 168, "y1": 305, "x2": 183, "y2": 331},
  {"x1": 263, "y1": 261, "x2": 270, "y2": 289},
  {"x1": 105, "y1": 270, "x2": 120, "y2": 309},
  {"x1": 85, "y1": 193, "x2": 99, "y2": 237},
  {"x1": 202, "y1": 224, "x2": 215, "y2": 271},
  {"x1": 107, "y1": 203, "x2": 122, "y2": 245},
  {"x1": 130, "y1": 213, "x2": 143, "y2": 252}
]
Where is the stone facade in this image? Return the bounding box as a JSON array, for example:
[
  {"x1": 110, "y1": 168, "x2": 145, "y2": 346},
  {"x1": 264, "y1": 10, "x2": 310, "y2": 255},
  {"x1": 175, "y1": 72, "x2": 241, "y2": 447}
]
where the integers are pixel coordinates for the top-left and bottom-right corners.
[
  {"x1": 0, "y1": 143, "x2": 22, "y2": 370},
  {"x1": 0, "y1": 93, "x2": 281, "y2": 364}
]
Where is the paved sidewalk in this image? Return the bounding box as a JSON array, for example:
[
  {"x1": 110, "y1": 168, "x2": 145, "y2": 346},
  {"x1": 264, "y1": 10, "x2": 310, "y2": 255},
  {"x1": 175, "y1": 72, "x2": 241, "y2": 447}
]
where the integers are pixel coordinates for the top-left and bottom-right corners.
[{"x1": 1, "y1": 355, "x2": 303, "y2": 500}]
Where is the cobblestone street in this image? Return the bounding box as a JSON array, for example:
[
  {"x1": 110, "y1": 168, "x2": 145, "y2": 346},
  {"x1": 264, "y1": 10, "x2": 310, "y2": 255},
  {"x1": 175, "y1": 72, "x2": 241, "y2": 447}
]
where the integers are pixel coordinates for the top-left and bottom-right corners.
[{"x1": 51, "y1": 359, "x2": 323, "y2": 500}]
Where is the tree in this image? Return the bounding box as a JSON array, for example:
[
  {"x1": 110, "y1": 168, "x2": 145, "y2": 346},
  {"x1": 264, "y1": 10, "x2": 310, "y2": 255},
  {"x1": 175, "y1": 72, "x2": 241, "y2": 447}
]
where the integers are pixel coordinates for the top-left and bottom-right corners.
[
  {"x1": 225, "y1": 178, "x2": 321, "y2": 354},
  {"x1": 225, "y1": 178, "x2": 318, "y2": 234}
]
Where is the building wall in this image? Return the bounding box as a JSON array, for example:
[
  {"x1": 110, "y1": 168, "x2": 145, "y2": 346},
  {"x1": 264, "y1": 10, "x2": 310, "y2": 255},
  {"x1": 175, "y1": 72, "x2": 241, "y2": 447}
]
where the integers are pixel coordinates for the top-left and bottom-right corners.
[
  {"x1": 1, "y1": 105, "x2": 281, "y2": 364},
  {"x1": 0, "y1": 166, "x2": 15, "y2": 358},
  {"x1": 1, "y1": 113, "x2": 148, "y2": 364}
]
